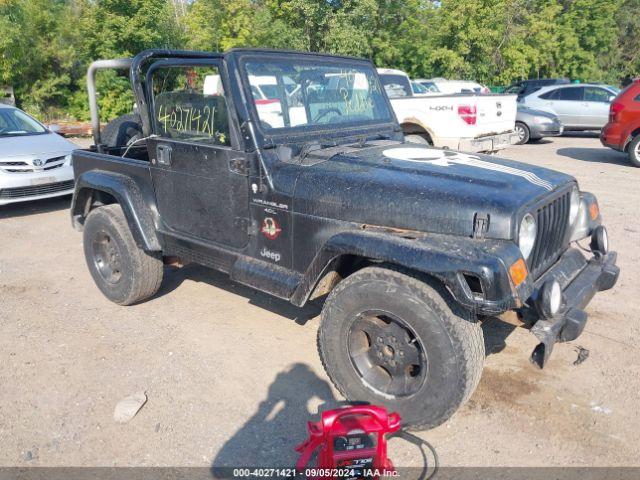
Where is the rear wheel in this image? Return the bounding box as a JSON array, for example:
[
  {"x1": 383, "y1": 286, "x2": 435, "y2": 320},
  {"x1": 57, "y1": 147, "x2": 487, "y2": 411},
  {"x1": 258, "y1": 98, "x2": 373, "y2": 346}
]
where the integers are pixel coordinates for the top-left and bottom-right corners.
[
  {"x1": 318, "y1": 266, "x2": 484, "y2": 430},
  {"x1": 628, "y1": 135, "x2": 640, "y2": 167},
  {"x1": 514, "y1": 122, "x2": 530, "y2": 145},
  {"x1": 83, "y1": 204, "x2": 163, "y2": 305}
]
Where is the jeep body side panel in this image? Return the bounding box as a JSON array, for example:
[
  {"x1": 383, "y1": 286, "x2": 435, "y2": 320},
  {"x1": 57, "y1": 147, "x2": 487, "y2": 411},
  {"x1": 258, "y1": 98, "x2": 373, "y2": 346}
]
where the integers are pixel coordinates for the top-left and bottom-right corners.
[
  {"x1": 146, "y1": 137, "x2": 252, "y2": 251},
  {"x1": 71, "y1": 150, "x2": 160, "y2": 251}
]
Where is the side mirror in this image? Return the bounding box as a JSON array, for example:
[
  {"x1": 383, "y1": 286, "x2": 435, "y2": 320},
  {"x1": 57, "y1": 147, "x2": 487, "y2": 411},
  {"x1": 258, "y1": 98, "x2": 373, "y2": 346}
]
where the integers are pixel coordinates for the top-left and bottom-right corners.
[{"x1": 48, "y1": 124, "x2": 61, "y2": 133}]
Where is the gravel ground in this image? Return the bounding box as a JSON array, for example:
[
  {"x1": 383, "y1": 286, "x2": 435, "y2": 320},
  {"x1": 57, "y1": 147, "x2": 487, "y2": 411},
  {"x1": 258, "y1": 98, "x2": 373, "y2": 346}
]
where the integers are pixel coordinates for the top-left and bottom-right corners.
[{"x1": 0, "y1": 133, "x2": 638, "y2": 468}]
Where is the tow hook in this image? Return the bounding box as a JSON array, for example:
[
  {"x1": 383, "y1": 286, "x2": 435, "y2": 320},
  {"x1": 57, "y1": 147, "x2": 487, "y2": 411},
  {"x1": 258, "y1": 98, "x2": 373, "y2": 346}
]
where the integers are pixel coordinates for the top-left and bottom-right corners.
[{"x1": 530, "y1": 308, "x2": 588, "y2": 368}]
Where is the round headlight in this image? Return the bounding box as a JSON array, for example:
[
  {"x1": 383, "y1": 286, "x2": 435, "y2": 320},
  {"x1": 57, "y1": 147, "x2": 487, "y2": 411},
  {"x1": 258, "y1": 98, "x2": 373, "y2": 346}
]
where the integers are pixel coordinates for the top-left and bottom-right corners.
[
  {"x1": 537, "y1": 279, "x2": 564, "y2": 318},
  {"x1": 519, "y1": 213, "x2": 537, "y2": 260},
  {"x1": 569, "y1": 186, "x2": 580, "y2": 226},
  {"x1": 548, "y1": 281, "x2": 563, "y2": 315}
]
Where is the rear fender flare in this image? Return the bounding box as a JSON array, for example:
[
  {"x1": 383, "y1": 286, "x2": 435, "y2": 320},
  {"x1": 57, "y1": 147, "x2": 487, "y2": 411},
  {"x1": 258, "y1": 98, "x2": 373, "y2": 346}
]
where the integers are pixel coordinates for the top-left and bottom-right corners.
[{"x1": 71, "y1": 170, "x2": 161, "y2": 251}]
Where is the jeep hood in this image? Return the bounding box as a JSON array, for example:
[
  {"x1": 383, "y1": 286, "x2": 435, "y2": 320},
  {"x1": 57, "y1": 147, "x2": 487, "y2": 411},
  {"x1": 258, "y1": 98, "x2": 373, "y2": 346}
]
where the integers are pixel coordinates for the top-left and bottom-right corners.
[{"x1": 292, "y1": 143, "x2": 574, "y2": 239}]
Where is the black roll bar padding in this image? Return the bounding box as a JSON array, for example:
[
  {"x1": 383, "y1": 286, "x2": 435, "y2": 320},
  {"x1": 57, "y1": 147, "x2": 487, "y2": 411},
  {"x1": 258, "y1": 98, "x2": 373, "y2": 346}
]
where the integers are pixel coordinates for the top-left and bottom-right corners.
[{"x1": 87, "y1": 58, "x2": 133, "y2": 146}]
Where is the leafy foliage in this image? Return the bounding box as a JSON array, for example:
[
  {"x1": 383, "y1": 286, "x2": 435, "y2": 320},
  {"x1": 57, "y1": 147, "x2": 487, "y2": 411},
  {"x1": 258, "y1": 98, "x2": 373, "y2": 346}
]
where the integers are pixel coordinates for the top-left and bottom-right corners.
[{"x1": 0, "y1": 0, "x2": 637, "y2": 121}]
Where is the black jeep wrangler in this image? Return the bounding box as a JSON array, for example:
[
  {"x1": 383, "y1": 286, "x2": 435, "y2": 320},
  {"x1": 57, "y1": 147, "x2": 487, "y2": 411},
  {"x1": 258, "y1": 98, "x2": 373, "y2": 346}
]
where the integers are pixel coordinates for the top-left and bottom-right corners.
[{"x1": 71, "y1": 49, "x2": 619, "y2": 429}]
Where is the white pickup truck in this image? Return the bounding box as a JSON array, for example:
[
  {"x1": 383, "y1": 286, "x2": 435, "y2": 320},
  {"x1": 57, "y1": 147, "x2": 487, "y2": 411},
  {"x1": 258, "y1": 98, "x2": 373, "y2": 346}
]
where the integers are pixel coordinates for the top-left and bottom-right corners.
[{"x1": 378, "y1": 68, "x2": 518, "y2": 152}]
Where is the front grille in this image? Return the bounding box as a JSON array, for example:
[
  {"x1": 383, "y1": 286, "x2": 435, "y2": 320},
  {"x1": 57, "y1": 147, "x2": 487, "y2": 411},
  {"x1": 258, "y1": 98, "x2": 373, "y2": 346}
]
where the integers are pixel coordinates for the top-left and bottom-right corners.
[
  {"x1": 46, "y1": 156, "x2": 65, "y2": 164},
  {"x1": 0, "y1": 155, "x2": 67, "y2": 173},
  {"x1": 0, "y1": 180, "x2": 74, "y2": 199},
  {"x1": 43, "y1": 163, "x2": 64, "y2": 171},
  {"x1": 528, "y1": 190, "x2": 572, "y2": 279}
]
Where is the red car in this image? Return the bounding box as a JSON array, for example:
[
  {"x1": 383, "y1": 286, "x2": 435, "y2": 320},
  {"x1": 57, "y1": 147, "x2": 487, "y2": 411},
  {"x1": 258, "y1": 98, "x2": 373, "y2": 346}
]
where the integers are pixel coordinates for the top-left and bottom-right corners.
[{"x1": 601, "y1": 79, "x2": 640, "y2": 167}]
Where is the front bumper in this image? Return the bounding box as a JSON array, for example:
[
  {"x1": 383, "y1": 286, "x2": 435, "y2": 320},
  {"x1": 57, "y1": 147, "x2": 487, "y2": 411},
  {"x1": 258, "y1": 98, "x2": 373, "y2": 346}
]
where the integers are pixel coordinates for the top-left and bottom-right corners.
[
  {"x1": 522, "y1": 249, "x2": 619, "y2": 368},
  {"x1": 0, "y1": 165, "x2": 74, "y2": 206},
  {"x1": 530, "y1": 122, "x2": 564, "y2": 139}
]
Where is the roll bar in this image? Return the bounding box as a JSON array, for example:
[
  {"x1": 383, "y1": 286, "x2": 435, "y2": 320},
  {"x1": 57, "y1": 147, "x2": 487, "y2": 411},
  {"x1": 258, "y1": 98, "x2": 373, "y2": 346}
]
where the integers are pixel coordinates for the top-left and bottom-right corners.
[
  {"x1": 87, "y1": 58, "x2": 133, "y2": 146},
  {"x1": 87, "y1": 50, "x2": 223, "y2": 148}
]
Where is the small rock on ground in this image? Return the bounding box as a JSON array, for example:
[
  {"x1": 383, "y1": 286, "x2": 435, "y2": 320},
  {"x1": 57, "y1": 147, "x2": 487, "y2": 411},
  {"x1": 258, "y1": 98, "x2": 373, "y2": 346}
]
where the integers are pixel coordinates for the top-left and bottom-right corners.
[{"x1": 113, "y1": 392, "x2": 147, "y2": 423}]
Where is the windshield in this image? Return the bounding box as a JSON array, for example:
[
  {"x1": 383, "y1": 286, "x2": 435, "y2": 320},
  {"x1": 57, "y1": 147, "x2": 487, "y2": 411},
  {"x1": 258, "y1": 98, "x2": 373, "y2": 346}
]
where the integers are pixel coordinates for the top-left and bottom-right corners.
[
  {"x1": 418, "y1": 81, "x2": 440, "y2": 93},
  {"x1": 242, "y1": 57, "x2": 393, "y2": 134},
  {"x1": 379, "y1": 74, "x2": 412, "y2": 98},
  {"x1": 411, "y1": 81, "x2": 428, "y2": 94},
  {"x1": 0, "y1": 108, "x2": 47, "y2": 136}
]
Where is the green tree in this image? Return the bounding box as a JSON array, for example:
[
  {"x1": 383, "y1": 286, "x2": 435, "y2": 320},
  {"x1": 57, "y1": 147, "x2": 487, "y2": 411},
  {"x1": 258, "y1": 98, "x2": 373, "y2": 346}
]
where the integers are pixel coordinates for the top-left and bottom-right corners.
[{"x1": 1, "y1": 0, "x2": 638, "y2": 121}]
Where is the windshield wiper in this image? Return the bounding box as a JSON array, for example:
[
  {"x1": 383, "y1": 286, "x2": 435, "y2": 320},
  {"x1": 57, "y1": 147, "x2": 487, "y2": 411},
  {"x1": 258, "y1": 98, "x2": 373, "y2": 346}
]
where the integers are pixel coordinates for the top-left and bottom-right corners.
[
  {"x1": 297, "y1": 133, "x2": 392, "y2": 162},
  {"x1": 298, "y1": 142, "x2": 322, "y2": 161},
  {"x1": 355, "y1": 133, "x2": 392, "y2": 146}
]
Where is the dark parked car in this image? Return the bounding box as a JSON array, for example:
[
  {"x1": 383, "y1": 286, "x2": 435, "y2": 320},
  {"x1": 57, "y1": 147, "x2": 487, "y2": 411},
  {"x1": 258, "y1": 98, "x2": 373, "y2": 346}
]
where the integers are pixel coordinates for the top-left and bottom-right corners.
[
  {"x1": 505, "y1": 78, "x2": 570, "y2": 99},
  {"x1": 514, "y1": 105, "x2": 563, "y2": 144},
  {"x1": 71, "y1": 49, "x2": 618, "y2": 430}
]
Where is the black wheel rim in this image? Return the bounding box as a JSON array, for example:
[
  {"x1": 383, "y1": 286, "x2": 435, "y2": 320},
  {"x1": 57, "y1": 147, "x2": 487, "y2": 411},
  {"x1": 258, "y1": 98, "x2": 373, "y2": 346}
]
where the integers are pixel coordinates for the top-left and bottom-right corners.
[
  {"x1": 348, "y1": 310, "x2": 427, "y2": 398},
  {"x1": 91, "y1": 230, "x2": 123, "y2": 284}
]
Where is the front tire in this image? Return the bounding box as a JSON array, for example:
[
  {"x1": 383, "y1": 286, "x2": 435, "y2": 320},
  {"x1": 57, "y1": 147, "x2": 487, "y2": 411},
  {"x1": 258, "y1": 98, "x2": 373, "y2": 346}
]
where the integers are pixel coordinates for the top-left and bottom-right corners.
[
  {"x1": 628, "y1": 135, "x2": 640, "y2": 167},
  {"x1": 317, "y1": 266, "x2": 484, "y2": 430},
  {"x1": 83, "y1": 204, "x2": 163, "y2": 305},
  {"x1": 514, "y1": 122, "x2": 530, "y2": 145}
]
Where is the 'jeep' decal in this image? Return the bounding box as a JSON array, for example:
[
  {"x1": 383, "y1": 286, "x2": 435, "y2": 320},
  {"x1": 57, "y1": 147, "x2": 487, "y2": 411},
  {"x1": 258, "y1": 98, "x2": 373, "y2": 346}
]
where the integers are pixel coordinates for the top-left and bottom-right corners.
[{"x1": 382, "y1": 148, "x2": 553, "y2": 191}]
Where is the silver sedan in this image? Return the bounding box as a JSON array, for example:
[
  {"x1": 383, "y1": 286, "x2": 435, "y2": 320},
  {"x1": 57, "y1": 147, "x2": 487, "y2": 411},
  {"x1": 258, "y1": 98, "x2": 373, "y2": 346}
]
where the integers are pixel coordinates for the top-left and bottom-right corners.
[
  {"x1": 520, "y1": 83, "x2": 618, "y2": 131},
  {"x1": 0, "y1": 105, "x2": 76, "y2": 206},
  {"x1": 515, "y1": 105, "x2": 563, "y2": 144}
]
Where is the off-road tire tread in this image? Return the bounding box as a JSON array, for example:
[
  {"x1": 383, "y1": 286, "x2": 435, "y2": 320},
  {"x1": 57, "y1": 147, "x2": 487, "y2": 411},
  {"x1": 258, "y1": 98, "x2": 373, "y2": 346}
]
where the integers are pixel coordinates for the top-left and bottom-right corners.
[
  {"x1": 317, "y1": 264, "x2": 484, "y2": 430},
  {"x1": 84, "y1": 204, "x2": 162, "y2": 305}
]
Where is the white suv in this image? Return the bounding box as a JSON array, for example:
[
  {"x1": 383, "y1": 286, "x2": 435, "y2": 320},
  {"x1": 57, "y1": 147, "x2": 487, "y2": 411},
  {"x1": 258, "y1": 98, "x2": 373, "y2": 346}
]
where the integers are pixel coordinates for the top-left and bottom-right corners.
[{"x1": 0, "y1": 105, "x2": 76, "y2": 206}]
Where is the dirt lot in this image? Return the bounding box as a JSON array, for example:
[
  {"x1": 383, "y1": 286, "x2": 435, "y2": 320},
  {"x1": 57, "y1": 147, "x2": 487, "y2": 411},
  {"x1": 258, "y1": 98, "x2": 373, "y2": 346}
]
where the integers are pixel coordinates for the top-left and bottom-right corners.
[{"x1": 1, "y1": 133, "x2": 639, "y2": 468}]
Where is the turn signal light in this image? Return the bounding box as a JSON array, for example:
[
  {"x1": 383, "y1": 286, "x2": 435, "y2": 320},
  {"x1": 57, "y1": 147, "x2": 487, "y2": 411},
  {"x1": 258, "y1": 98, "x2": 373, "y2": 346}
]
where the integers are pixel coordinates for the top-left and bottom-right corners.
[
  {"x1": 589, "y1": 202, "x2": 599, "y2": 220},
  {"x1": 509, "y1": 258, "x2": 528, "y2": 287}
]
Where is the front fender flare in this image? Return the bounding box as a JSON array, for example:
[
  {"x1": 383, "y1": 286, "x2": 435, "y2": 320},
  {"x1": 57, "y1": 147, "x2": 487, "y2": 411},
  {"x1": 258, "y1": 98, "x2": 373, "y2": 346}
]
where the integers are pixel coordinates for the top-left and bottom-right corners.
[
  {"x1": 71, "y1": 170, "x2": 161, "y2": 251},
  {"x1": 291, "y1": 229, "x2": 527, "y2": 314}
]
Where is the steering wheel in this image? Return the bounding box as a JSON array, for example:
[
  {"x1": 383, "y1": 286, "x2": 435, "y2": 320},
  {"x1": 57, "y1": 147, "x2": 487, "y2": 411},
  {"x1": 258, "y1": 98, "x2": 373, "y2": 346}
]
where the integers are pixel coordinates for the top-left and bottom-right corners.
[{"x1": 313, "y1": 108, "x2": 342, "y2": 123}]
